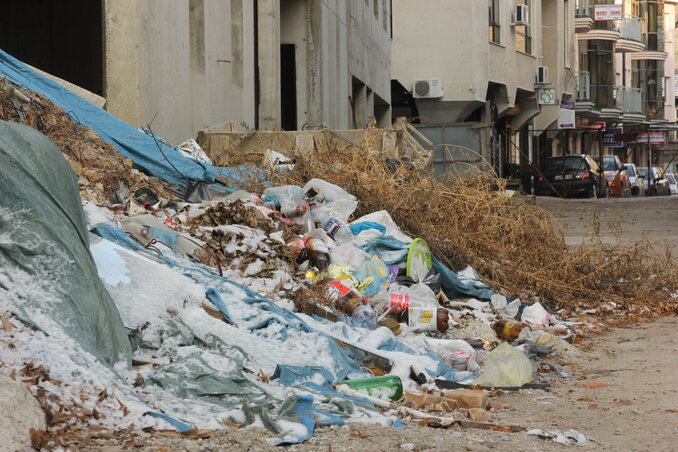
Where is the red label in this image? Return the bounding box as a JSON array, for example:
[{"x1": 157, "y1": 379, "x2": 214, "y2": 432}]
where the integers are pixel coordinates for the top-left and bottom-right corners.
[
  {"x1": 325, "y1": 281, "x2": 352, "y2": 301},
  {"x1": 390, "y1": 293, "x2": 410, "y2": 314}
]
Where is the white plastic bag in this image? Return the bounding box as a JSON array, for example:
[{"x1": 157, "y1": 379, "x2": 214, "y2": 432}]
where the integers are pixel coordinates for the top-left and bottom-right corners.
[
  {"x1": 262, "y1": 185, "x2": 308, "y2": 218},
  {"x1": 329, "y1": 243, "x2": 370, "y2": 268},
  {"x1": 521, "y1": 302, "x2": 550, "y2": 326},
  {"x1": 304, "y1": 178, "x2": 357, "y2": 222},
  {"x1": 476, "y1": 342, "x2": 533, "y2": 387}
]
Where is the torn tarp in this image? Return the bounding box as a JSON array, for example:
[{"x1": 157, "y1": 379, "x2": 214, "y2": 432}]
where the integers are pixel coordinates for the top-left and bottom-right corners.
[
  {"x1": 0, "y1": 121, "x2": 130, "y2": 365},
  {"x1": 0, "y1": 48, "x2": 244, "y2": 188}
]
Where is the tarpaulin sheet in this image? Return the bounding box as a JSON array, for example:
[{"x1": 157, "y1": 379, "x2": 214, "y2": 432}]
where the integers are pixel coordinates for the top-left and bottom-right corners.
[
  {"x1": 0, "y1": 48, "x2": 241, "y2": 188},
  {"x1": 0, "y1": 121, "x2": 130, "y2": 365}
]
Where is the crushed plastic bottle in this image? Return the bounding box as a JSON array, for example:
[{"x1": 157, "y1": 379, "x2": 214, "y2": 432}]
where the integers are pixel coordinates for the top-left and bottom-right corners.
[{"x1": 349, "y1": 305, "x2": 378, "y2": 330}]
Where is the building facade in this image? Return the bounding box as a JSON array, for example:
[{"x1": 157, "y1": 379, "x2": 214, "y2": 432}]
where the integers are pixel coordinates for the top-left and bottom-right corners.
[
  {"x1": 391, "y1": 0, "x2": 576, "y2": 179},
  {"x1": 573, "y1": 0, "x2": 678, "y2": 168},
  {"x1": 0, "y1": 0, "x2": 392, "y2": 144}
]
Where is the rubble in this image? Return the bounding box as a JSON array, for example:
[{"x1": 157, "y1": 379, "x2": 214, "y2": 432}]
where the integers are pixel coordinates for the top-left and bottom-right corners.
[{"x1": 0, "y1": 375, "x2": 46, "y2": 451}]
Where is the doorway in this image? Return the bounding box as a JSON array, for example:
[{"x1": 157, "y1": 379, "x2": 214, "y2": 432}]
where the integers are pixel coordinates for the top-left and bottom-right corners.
[
  {"x1": 280, "y1": 44, "x2": 297, "y2": 131},
  {"x1": 0, "y1": 0, "x2": 105, "y2": 96}
]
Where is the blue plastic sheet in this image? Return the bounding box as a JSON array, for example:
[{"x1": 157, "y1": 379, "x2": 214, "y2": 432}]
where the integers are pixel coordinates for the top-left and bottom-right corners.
[{"x1": 0, "y1": 49, "x2": 244, "y2": 188}]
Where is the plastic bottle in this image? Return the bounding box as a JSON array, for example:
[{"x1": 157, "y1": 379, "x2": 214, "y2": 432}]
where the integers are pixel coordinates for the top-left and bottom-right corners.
[
  {"x1": 313, "y1": 210, "x2": 354, "y2": 244},
  {"x1": 349, "y1": 305, "x2": 378, "y2": 330},
  {"x1": 306, "y1": 238, "x2": 330, "y2": 270},
  {"x1": 340, "y1": 375, "x2": 403, "y2": 401},
  {"x1": 492, "y1": 319, "x2": 526, "y2": 342}
]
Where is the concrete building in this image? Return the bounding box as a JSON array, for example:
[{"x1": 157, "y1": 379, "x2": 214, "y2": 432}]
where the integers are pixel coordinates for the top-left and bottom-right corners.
[
  {"x1": 391, "y1": 0, "x2": 576, "y2": 179},
  {"x1": 0, "y1": 0, "x2": 391, "y2": 144},
  {"x1": 574, "y1": 0, "x2": 678, "y2": 167}
]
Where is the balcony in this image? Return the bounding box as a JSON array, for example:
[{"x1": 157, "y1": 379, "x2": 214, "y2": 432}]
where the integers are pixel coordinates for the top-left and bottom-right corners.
[
  {"x1": 575, "y1": 73, "x2": 622, "y2": 118},
  {"x1": 616, "y1": 15, "x2": 645, "y2": 53},
  {"x1": 575, "y1": 0, "x2": 593, "y2": 33},
  {"x1": 631, "y1": 31, "x2": 669, "y2": 61},
  {"x1": 616, "y1": 86, "x2": 645, "y2": 122},
  {"x1": 580, "y1": 14, "x2": 621, "y2": 42}
]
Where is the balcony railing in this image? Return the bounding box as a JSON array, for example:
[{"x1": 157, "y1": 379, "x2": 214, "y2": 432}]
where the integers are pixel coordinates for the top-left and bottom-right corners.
[
  {"x1": 576, "y1": 71, "x2": 591, "y2": 102},
  {"x1": 576, "y1": 0, "x2": 590, "y2": 18},
  {"x1": 619, "y1": 15, "x2": 642, "y2": 43},
  {"x1": 616, "y1": 87, "x2": 642, "y2": 114}
]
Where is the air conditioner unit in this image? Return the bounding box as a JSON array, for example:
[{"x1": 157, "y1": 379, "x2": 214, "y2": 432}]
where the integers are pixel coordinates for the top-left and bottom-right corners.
[
  {"x1": 413, "y1": 79, "x2": 444, "y2": 99},
  {"x1": 535, "y1": 66, "x2": 548, "y2": 85},
  {"x1": 512, "y1": 4, "x2": 529, "y2": 26}
]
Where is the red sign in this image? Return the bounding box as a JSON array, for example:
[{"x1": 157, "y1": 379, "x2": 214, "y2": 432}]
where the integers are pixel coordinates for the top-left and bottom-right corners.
[{"x1": 586, "y1": 122, "x2": 606, "y2": 131}]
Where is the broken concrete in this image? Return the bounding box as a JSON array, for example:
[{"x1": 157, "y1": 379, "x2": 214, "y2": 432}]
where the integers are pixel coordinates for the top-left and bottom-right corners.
[{"x1": 0, "y1": 375, "x2": 46, "y2": 451}]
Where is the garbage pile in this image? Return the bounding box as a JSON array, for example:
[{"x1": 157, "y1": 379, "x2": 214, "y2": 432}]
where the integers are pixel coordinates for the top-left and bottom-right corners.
[
  {"x1": 268, "y1": 146, "x2": 678, "y2": 310},
  {"x1": 0, "y1": 46, "x2": 668, "y2": 449}
]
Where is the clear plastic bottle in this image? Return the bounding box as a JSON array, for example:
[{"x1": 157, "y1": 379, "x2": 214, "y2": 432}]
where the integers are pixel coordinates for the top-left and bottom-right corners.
[
  {"x1": 349, "y1": 305, "x2": 378, "y2": 330},
  {"x1": 313, "y1": 209, "x2": 354, "y2": 244}
]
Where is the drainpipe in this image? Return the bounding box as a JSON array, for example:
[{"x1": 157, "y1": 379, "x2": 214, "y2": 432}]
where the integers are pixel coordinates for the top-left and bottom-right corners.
[{"x1": 254, "y1": 0, "x2": 260, "y2": 129}]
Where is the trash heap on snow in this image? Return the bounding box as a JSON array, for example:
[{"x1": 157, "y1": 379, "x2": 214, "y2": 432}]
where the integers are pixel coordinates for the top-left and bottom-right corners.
[{"x1": 0, "y1": 47, "x2": 586, "y2": 448}]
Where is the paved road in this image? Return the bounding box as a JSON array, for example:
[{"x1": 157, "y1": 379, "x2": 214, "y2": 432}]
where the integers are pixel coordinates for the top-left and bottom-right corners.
[{"x1": 537, "y1": 195, "x2": 678, "y2": 256}]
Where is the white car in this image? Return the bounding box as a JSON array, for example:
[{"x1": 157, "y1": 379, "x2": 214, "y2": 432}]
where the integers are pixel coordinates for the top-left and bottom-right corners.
[
  {"x1": 666, "y1": 173, "x2": 678, "y2": 195},
  {"x1": 623, "y1": 163, "x2": 643, "y2": 196}
]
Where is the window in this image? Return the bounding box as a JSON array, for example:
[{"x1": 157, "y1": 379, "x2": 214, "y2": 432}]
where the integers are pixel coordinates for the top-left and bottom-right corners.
[
  {"x1": 633, "y1": 59, "x2": 665, "y2": 119},
  {"x1": 489, "y1": 0, "x2": 500, "y2": 44},
  {"x1": 383, "y1": 0, "x2": 388, "y2": 31},
  {"x1": 515, "y1": 0, "x2": 531, "y2": 54}
]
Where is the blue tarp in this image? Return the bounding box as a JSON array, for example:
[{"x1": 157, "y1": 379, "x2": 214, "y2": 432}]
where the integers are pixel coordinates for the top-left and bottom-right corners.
[
  {"x1": 0, "y1": 48, "x2": 243, "y2": 188},
  {"x1": 361, "y1": 236, "x2": 495, "y2": 300}
]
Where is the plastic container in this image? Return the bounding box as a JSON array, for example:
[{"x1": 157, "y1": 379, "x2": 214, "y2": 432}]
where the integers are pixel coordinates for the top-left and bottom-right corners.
[
  {"x1": 408, "y1": 306, "x2": 449, "y2": 332},
  {"x1": 340, "y1": 375, "x2": 403, "y2": 401},
  {"x1": 492, "y1": 319, "x2": 526, "y2": 342}
]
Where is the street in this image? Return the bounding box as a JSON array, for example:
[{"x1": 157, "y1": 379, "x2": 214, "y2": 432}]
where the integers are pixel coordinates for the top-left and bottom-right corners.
[{"x1": 538, "y1": 195, "x2": 678, "y2": 256}]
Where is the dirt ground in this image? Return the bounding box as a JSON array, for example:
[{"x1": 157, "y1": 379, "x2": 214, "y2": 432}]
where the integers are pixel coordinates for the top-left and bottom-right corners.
[{"x1": 72, "y1": 196, "x2": 678, "y2": 451}]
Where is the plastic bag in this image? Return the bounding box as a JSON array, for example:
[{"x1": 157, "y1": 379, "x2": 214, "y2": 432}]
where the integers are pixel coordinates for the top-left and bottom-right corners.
[
  {"x1": 330, "y1": 243, "x2": 371, "y2": 268},
  {"x1": 262, "y1": 185, "x2": 308, "y2": 218},
  {"x1": 352, "y1": 211, "x2": 412, "y2": 243},
  {"x1": 304, "y1": 178, "x2": 357, "y2": 222},
  {"x1": 491, "y1": 294, "x2": 521, "y2": 319},
  {"x1": 476, "y1": 343, "x2": 533, "y2": 387},
  {"x1": 521, "y1": 302, "x2": 550, "y2": 326},
  {"x1": 351, "y1": 256, "x2": 391, "y2": 297}
]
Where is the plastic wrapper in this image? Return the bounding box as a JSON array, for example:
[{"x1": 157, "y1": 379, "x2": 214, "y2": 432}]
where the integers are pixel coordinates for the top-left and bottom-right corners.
[{"x1": 476, "y1": 343, "x2": 534, "y2": 387}]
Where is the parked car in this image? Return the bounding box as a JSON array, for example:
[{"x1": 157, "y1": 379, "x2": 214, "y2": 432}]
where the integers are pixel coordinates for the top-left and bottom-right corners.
[
  {"x1": 593, "y1": 155, "x2": 631, "y2": 198},
  {"x1": 667, "y1": 173, "x2": 678, "y2": 195},
  {"x1": 537, "y1": 155, "x2": 607, "y2": 198},
  {"x1": 623, "y1": 163, "x2": 643, "y2": 196},
  {"x1": 639, "y1": 166, "x2": 671, "y2": 196}
]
